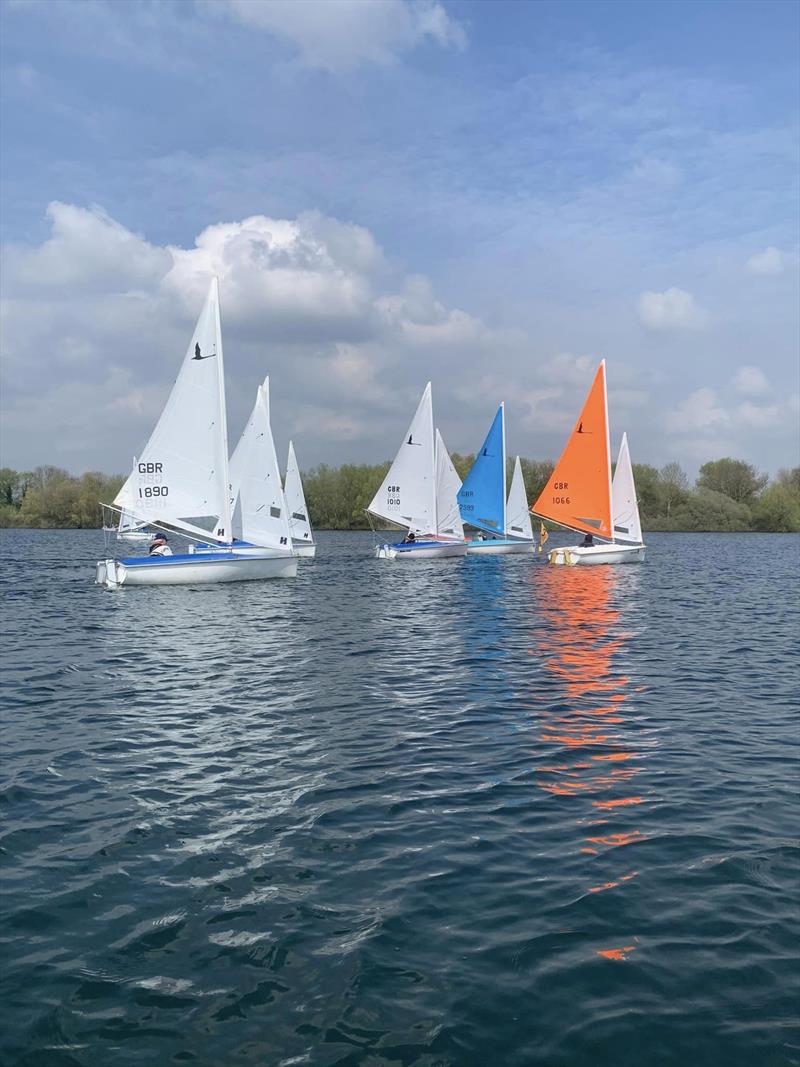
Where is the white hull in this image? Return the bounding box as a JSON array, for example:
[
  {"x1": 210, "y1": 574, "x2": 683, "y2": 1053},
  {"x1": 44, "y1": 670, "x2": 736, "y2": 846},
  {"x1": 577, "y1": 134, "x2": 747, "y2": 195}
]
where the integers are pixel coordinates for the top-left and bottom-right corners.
[
  {"x1": 376, "y1": 540, "x2": 468, "y2": 560},
  {"x1": 292, "y1": 541, "x2": 316, "y2": 558},
  {"x1": 548, "y1": 543, "x2": 645, "y2": 566},
  {"x1": 96, "y1": 551, "x2": 297, "y2": 588},
  {"x1": 466, "y1": 538, "x2": 534, "y2": 555}
]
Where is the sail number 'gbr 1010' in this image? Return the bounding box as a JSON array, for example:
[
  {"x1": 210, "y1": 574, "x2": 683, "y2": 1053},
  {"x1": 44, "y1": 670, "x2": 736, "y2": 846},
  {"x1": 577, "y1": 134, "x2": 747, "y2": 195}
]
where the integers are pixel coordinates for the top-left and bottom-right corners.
[
  {"x1": 137, "y1": 461, "x2": 169, "y2": 499},
  {"x1": 386, "y1": 484, "x2": 401, "y2": 507}
]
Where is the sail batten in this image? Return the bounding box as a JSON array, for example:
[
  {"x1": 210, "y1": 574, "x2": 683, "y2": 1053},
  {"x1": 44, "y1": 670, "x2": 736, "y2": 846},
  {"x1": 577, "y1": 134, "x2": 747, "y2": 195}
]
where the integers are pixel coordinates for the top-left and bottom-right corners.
[{"x1": 531, "y1": 360, "x2": 613, "y2": 539}]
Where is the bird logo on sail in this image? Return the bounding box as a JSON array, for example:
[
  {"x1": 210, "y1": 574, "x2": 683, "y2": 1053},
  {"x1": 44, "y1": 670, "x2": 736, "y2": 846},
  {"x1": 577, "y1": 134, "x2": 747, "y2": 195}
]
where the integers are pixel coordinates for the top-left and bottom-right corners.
[
  {"x1": 407, "y1": 434, "x2": 421, "y2": 446},
  {"x1": 193, "y1": 343, "x2": 217, "y2": 360}
]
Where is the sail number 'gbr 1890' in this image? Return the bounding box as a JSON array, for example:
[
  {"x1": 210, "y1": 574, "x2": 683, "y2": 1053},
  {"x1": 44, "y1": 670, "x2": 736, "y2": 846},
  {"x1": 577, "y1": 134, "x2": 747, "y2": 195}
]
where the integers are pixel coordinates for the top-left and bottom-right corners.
[{"x1": 138, "y1": 461, "x2": 169, "y2": 499}]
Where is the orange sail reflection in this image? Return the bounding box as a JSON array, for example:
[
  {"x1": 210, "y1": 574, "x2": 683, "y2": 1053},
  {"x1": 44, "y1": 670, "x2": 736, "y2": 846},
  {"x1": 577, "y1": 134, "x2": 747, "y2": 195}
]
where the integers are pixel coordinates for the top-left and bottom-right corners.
[{"x1": 532, "y1": 565, "x2": 648, "y2": 880}]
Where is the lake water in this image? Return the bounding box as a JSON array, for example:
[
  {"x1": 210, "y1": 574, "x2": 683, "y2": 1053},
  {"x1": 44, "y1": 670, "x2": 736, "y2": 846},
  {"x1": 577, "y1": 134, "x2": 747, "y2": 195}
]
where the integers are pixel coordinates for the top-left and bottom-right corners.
[{"x1": 1, "y1": 529, "x2": 798, "y2": 1067}]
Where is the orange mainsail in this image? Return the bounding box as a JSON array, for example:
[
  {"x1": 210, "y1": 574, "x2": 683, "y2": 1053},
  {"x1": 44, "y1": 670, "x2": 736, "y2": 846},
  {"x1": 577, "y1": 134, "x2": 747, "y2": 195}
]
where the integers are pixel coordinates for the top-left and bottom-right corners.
[{"x1": 532, "y1": 360, "x2": 613, "y2": 538}]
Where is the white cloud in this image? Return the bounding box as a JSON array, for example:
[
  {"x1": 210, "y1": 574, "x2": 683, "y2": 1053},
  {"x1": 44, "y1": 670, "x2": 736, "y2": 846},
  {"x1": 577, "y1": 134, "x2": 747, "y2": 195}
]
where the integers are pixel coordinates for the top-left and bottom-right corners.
[
  {"x1": 665, "y1": 388, "x2": 729, "y2": 434},
  {"x1": 209, "y1": 0, "x2": 467, "y2": 71},
  {"x1": 637, "y1": 287, "x2": 707, "y2": 331},
  {"x1": 736, "y1": 401, "x2": 785, "y2": 429},
  {"x1": 745, "y1": 246, "x2": 784, "y2": 276},
  {"x1": 732, "y1": 365, "x2": 770, "y2": 397}
]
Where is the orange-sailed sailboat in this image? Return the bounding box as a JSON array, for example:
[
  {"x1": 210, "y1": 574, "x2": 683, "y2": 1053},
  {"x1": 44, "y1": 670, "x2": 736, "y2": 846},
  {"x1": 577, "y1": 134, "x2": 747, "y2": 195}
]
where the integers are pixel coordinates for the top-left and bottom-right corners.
[{"x1": 531, "y1": 360, "x2": 645, "y2": 566}]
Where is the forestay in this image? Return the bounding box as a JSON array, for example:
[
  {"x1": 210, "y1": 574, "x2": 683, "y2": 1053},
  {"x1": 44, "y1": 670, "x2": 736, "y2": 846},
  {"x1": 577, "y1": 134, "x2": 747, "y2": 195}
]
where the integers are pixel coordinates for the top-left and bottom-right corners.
[
  {"x1": 434, "y1": 429, "x2": 465, "y2": 540},
  {"x1": 284, "y1": 441, "x2": 313, "y2": 544},
  {"x1": 505, "y1": 456, "x2": 533, "y2": 540},
  {"x1": 457, "y1": 403, "x2": 506, "y2": 535},
  {"x1": 113, "y1": 278, "x2": 232, "y2": 542},
  {"x1": 368, "y1": 382, "x2": 436, "y2": 534},
  {"x1": 229, "y1": 378, "x2": 292, "y2": 550},
  {"x1": 611, "y1": 432, "x2": 642, "y2": 544}
]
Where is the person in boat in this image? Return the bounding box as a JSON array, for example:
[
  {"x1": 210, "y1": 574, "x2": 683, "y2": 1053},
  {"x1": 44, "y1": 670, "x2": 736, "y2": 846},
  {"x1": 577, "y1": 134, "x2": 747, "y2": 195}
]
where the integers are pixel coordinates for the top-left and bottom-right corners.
[
  {"x1": 149, "y1": 534, "x2": 173, "y2": 557},
  {"x1": 579, "y1": 533, "x2": 594, "y2": 547},
  {"x1": 402, "y1": 531, "x2": 416, "y2": 543}
]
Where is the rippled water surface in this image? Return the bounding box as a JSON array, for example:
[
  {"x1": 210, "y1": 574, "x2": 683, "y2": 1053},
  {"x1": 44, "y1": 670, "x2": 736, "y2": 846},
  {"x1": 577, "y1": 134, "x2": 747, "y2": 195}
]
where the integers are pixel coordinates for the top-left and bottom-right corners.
[{"x1": 2, "y1": 529, "x2": 798, "y2": 1067}]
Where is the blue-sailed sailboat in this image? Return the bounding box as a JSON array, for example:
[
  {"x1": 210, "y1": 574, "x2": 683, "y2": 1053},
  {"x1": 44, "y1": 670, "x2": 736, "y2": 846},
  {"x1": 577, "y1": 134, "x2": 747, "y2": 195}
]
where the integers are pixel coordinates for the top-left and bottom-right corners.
[{"x1": 457, "y1": 403, "x2": 534, "y2": 554}]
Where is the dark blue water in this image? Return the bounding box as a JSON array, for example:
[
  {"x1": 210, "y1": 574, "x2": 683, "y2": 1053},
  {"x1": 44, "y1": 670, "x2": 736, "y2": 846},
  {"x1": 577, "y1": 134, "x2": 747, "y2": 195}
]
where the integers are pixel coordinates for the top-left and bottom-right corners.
[{"x1": 1, "y1": 530, "x2": 798, "y2": 1067}]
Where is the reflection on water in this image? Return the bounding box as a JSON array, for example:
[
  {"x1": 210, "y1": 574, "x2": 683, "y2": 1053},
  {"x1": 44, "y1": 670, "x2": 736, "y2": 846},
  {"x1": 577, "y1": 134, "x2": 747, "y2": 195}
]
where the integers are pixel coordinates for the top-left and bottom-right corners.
[{"x1": 533, "y1": 566, "x2": 650, "y2": 918}]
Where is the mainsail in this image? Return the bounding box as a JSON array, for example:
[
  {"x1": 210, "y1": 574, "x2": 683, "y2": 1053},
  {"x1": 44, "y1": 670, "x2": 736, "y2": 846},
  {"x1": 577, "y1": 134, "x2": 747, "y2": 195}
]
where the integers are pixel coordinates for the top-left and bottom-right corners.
[
  {"x1": 531, "y1": 360, "x2": 613, "y2": 540},
  {"x1": 284, "y1": 441, "x2": 313, "y2": 545},
  {"x1": 505, "y1": 456, "x2": 533, "y2": 540},
  {"x1": 434, "y1": 428, "x2": 465, "y2": 540},
  {"x1": 228, "y1": 378, "x2": 292, "y2": 550},
  {"x1": 367, "y1": 382, "x2": 436, "y2": 534},
  {"x1": 611, "y1": 432, "x2": 642, "y2": 544},
  {"x1": 113, "y1": 278, "x2": 232, "y2": 542},
  {"x1": 457, "y1": 403, "x2": 506, "y2": 535}
]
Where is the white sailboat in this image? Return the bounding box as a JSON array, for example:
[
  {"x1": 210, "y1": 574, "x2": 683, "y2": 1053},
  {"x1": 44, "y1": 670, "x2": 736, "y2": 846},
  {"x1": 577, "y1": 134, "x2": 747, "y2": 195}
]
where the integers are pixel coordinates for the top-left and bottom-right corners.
[
  {"x1": 103, "y1": 500, "x2": 152, "y2": 543},
  {"x1": 457, "y1": 403, "x2": 535, "y2": 554},
  {"x1": 533, "y1": 361, "x2": 645, "y2": 566},
  {"x1": 369, "y1": 383, "x2": 468, "y2": 559},
  {"x1": 284, "y1": 441, "x2": 316, "y2": 557},
  {"x1": 96, "y1": 279, "x2": 297, "y2": 587}
]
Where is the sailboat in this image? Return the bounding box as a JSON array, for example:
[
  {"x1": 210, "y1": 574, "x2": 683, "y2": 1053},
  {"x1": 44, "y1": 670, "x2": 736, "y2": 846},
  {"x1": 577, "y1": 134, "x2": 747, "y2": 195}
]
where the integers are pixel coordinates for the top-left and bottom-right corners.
[
  {"x1": 368, "y1": 383, "x2": 468, "y2": 559},
  {"x1": 95, "y1": 279, "x2": 297, "y2": 587},
  {"x1": 457, "y1": 403, "x2": 534, "y2": 554},
  {"x1": 531, "y1": 360, "x2": 645, "y2": 566},
  {"x1": 103, "y1": 501, "x2": 152, "y2": 543},
  {"x1": 284, "y1": 441, "x2": 316, "y2": 557}
]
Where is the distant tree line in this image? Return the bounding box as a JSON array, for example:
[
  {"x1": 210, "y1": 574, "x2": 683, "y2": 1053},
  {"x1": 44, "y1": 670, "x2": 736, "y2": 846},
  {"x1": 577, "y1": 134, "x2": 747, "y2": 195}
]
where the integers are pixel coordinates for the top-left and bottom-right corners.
[{"x1": 0, "y1": 458, "x2": 798, "y2": 533}]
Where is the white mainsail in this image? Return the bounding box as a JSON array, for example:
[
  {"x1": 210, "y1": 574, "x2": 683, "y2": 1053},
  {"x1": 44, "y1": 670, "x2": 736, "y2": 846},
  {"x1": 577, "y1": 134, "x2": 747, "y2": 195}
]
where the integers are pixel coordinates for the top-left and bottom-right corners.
[
  {"x1": 434, "y1": 428, "x2": 465, "y2": 540},
  {"x1": 228, "y1": 378, "x2": 292, "y2": 551},
  {"x1": 113, "y1": 278, "x2": 232, "y2": 542},
  {"x1": 505, "y1": 456, "x2": 533, "y2": 540},
  {"x1": 284, "y1": 440, "x2": 313, "y2": 545},
  {"x1": 611, "y1": 432, "x2": 643, "y2": 544},
  {"x1": 367, "y1": 382, "x2": 436, "y2": 534}
]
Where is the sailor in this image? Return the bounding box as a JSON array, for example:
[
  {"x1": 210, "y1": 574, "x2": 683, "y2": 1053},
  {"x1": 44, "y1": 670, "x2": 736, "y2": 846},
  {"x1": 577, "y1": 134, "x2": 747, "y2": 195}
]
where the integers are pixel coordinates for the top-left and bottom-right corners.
[
  {"x1": 402, "y1": 531, "x2": 416, "y2": 543},
  {"x1": 149, "y1": 534, "x2": 173, "y2": 557},
  {"x1": 579, "y1": 533, "x2": 594, "y2": 547}
]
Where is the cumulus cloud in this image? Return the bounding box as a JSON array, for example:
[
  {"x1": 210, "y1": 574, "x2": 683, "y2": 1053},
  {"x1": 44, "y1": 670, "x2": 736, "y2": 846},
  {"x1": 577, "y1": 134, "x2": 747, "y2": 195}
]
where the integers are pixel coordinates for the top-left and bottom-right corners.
[
  {"x1": 0, "y1": 201, "x2": 513, "y2": 472},
  {"x1": 638, "y1": 287, "x2": 707, "y2": 331},
  {"x1": 208, "y1": 0, "x2": 467, "y2": 71},
  {"x1": 745, "y1": 246, "x2": 784, "y2": 276},
  {"x1": 665, "y1": 388, "x2": 729, "y2": 434},
  {"x1": 732, "y1": 365, "x2": 770, "y2": 397}
]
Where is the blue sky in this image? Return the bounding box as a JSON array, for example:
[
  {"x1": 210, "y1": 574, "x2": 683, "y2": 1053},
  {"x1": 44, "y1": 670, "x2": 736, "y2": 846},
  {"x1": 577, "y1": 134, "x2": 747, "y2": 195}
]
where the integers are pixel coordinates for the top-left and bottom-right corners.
[{"x1": 1, "y1": 0, "x2": 798, "y2": 477}]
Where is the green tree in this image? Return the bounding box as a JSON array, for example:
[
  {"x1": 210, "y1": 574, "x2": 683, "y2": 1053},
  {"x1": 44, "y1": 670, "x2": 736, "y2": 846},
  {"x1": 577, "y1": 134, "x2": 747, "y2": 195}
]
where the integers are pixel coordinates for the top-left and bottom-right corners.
[
  {"x1": 658, "y1": 462, "x2": 689, "y2": 518},
  {"x1": 670, "y1": 488, "x2": 752, "y2": 532},
  {"x1": 751, "y1": 484, "x2": 800, "y2": 532},
  {"x1": 697, "y1": 458, "x2": 768, "y2": 505},
  {"x1": 630, "y1": 463, "x2": 659, "y2": 521}
]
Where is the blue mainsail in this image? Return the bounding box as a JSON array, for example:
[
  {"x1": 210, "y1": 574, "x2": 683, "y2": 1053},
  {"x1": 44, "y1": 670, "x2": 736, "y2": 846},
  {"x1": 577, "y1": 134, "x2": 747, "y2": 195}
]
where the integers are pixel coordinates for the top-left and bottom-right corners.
[{"x1": 457, "y1": 404, "x2": 506, "y2": 535}]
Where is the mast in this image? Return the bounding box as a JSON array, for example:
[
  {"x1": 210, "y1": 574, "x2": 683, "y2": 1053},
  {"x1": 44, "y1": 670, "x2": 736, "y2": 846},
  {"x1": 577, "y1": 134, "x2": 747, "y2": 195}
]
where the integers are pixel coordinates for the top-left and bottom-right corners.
[
  {"x1": 601, "y1": 359, "x2": 614, "y2": 545},
  {"x1": 213, "y1": 277, "x2": 233, "y2": 544},
  {"x1": 430, "y1": 383, "x2": 438, "y2": 534},
  {"x1": 501, "y1": 401, "x2": 507, "y2": 536}
]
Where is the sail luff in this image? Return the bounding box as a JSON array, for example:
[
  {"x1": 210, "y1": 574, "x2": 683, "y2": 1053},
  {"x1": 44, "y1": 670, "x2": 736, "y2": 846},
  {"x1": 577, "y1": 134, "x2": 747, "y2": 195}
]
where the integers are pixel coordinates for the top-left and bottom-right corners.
[
  {"x1": 601, "y1": 359, "x2": 614, "y2": 545},
  {"x1": 213, "y1": 277, "x2": 233, "y2": 543},
  {"x1": 501, "y1": 401, "x2": 507, "y2": 535}
]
